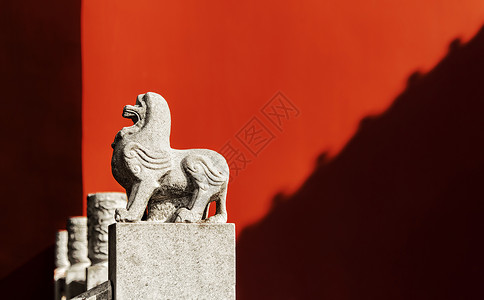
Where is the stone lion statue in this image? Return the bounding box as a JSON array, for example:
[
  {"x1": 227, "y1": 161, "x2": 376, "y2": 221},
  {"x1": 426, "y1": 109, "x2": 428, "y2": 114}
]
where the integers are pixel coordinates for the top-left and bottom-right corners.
[{"x1": 111, "y1": 92, "x2": 229, "y2": 223}]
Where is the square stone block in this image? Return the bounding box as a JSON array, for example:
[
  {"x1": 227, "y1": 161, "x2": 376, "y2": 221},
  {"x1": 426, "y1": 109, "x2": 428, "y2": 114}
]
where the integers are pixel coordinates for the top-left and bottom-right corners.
[{"x1": 109, "y1": 223, "x2": 235, "y2": 300}]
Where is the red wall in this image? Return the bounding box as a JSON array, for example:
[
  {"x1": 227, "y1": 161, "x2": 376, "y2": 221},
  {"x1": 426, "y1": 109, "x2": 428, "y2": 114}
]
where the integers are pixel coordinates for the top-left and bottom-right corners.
[
  {"x1": 82, "y1": 0, "x2": 484, "y2": 234},
  {"x1": 237, "y1": 27, "x2": 484, "y2": 299}
]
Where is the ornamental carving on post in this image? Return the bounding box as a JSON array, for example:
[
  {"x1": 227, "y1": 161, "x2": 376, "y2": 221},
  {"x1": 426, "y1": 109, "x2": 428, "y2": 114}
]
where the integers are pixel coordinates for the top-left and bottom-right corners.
[
  {"x1": 55, "y1": 230, "x2": 70, "y2": 277},
  {"x1": 111, "y1": 92, "x2": 230, "y2": 223},
  {"x1": 67, "y1": 217, "x2": 90, "y2": 267},
  {"x1": 87, "y1": 192, "x2": 127, "y2": 265},
  {"x1": 54, "y1": 230, "x2": 70, "y2": 300}
]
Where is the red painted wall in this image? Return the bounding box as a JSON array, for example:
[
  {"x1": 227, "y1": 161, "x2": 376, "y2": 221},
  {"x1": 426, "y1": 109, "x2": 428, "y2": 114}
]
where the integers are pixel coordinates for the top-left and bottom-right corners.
[
  {"x1": 238, "y1": 27, "x2": 484, "y2": 299},
  {"x1": 1, "y1": 1, "x2": 482, "y2": 299},
  {"x1": 82, "y1": 1, "x2": 484, "y2": 235}
]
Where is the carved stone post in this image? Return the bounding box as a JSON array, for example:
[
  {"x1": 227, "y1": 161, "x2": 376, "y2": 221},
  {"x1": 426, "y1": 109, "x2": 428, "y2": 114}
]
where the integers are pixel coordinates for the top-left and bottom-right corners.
[
  {"x1": 65, "y1": 216, "x2": 91, "y2": 299},
  {"x1": 54, "y1": 230, "x2": 70, "y2": 300},
  {"x1": 86, "y1": 192, "x2": 127, "y2": 289}
]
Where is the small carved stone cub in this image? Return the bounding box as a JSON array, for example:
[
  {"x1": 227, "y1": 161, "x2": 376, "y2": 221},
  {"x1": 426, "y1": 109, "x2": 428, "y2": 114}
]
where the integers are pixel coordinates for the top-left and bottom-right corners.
[{"x1": 111, "y1": 92, "x2": 229, "y2": 223}]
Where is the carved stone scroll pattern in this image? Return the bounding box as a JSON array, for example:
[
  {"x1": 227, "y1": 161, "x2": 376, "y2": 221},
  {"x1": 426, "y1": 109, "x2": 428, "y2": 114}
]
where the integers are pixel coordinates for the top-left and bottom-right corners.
[
  {"x1": 55, "y1": 230, "x2": 70, "y2": 269},
  {"x1": 67, "y1": 217, "x2": 90, "y2": 266},
  {"x1": 87, "y1": 192, "x2": 127, "y2": 265}
]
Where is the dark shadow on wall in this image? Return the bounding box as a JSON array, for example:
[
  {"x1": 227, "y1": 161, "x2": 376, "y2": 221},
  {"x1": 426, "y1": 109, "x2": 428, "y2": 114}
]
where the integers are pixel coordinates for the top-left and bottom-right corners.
[
  {"x1": 237, "y1": 27, "x2": 484, "y2": 299},
  {"x1": 0, "y1": 0, "x2": 82, "y2": 298},
  {"x1": 0, "y1": 246, "x2": 55, "y2": 299}
]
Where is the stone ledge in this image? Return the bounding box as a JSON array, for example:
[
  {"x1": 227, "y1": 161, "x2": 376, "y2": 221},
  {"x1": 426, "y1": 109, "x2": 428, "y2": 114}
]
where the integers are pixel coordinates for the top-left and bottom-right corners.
[{"x1": 71, "y1": 280, "x2": 111, "y2": 300}]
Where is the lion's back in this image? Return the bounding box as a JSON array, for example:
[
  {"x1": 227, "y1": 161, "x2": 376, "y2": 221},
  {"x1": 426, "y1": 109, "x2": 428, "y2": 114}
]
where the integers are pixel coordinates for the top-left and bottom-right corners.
[{"x1": 172, "y1": 148, "x2": 229, "y2": 180}]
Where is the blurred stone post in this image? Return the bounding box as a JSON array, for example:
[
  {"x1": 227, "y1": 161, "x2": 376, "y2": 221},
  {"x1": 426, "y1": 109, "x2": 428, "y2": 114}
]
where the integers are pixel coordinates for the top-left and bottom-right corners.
[
  {"x1": 86, "y1": 192, "x2": 127, "y2": 289},
  {"x1": 65, "y1": 217, "x2": 91, "y2": 299},
  {"x1": 54, "y1": 230, "x2": 70, "y2": 300}
]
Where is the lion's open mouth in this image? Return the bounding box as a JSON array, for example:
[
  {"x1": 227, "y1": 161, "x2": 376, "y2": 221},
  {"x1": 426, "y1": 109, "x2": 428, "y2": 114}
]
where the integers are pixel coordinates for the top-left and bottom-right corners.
[{"x1": 123, "y1": 106, "x2": 140, "y2": 124}]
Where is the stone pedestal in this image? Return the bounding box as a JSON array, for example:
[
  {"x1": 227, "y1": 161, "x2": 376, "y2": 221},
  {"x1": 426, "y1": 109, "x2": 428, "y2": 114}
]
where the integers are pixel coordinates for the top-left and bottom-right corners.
[
  {"x1": 86, "y1": 192, "x2": 127, "y2": 290},
  {"x1": 109, "y1": 223, "x2": 235, "y2": 300},
  {"x1": 66, "y1": 217, "x2": 91, "y2": 299}
]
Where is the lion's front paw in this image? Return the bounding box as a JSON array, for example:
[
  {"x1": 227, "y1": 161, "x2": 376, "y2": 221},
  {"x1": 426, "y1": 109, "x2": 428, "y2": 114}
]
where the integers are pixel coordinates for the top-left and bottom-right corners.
[
  {"x1": 174, "y1": 207, "x2": 199, "y2": 223},
  {"x1": 115, "y1": 208, "x2": 138, "y2": 222}
]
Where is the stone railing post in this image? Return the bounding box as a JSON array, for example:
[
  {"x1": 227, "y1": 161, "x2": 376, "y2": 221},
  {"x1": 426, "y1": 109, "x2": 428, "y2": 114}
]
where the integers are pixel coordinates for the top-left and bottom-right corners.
[
  {"x1": 54, "y1": 230, "x2": 70, "y2": 300},
  {"x1": 65, "y1": 216, "x2": 91, "y2": 299},
  {"x1": 86, "y1": 192, "x2": 127, "y2": 289}
]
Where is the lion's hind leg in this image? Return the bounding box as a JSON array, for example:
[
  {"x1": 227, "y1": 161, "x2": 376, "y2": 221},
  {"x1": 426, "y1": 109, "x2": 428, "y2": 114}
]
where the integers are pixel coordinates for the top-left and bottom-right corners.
[
  {"x1": 204, "y1": 181, "x2": 228, "y2": 223},
  {"x1": 175, "y1": 155, "x2": 228, "y2": 223},
  {"x1": 175, "y1": 187, "x2": 217, "y2": 223}
]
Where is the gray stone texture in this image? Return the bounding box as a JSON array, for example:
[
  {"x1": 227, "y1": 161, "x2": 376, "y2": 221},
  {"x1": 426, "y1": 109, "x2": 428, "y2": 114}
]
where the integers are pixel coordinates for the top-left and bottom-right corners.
[
  {"x1": 66, "y1": 217, "x2": 91, "y2": 299},
  {"x1": 111, "y1": 92, "x2": 229, "y2": 224},
  {"x1": 86, "y1": 265, "x2": 108, "y2": 291},
  {"x1": 55, "y1": 230, "x2": 70, "y2": 271},
  {"x1": 71, "y1": 281, "x2": 112, "y2": 300},
  {"x1": 109, "y1": 222, "x2": 235, "y2": 300},
  {"x1": 55, "y1": 230, "x2": 70, "y2": 300},
  {"x1": 87, "y1": 192, "x2": 127, "y2": 289}
]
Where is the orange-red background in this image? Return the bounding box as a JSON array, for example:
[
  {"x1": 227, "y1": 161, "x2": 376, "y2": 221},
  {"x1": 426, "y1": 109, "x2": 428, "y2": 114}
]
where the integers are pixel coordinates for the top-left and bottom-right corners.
[
  {"x1": 82, "y1": 0, "x2": 484, "y2": 234},
  {"x1": 2, "y1": 0, "x2": 484, "y2": 299}
]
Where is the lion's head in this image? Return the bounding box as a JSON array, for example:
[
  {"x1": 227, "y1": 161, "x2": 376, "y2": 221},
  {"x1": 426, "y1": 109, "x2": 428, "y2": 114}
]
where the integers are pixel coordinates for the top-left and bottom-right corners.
[
  {"x1": 112, "y1": 92, "x2": 172, "y2": 149},
  {"x1": 122, "y1": 95, "x2": 147, "y2": 128}
]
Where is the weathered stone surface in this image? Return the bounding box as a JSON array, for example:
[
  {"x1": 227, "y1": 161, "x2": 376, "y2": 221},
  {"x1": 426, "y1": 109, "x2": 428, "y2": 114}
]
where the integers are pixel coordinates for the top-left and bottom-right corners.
[
  {"x1": 86, "y1": 265, "x2": 108, "y2": 291},
  {"x1": 87, "y1": 192, "x2": 126, "y2": 289},
  {"x1": 55, "y1": 230, "x2": 70, "y2": 300},
  {"x1": 71, "y1": 281, "x2": 112, "y2": 300},
  {"x1": 66, "y1": 217, "x2": 91, "y2": 299},
  {"x1": 111, "y1": 92, "x2": 230, "y2": 223},
  {"x1": 55, "y1": 230, "x2": 70, "y2": 272},
  {"x1": 109, "y1": 222, "x2": 235, "y2": 300}
]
